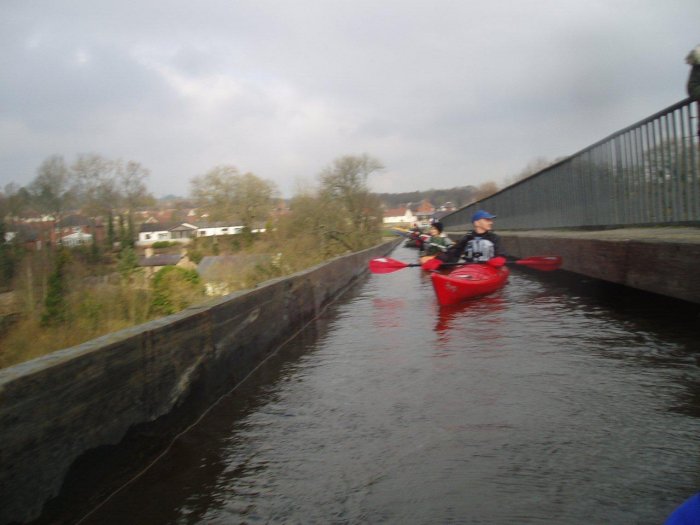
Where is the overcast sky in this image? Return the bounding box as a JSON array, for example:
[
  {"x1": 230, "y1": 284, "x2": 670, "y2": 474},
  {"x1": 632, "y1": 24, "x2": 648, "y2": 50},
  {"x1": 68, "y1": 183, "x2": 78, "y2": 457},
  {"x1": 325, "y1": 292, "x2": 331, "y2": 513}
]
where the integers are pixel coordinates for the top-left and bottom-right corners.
[{"x1": 1, "y1": 0, "x2": 698, "y2": 199}]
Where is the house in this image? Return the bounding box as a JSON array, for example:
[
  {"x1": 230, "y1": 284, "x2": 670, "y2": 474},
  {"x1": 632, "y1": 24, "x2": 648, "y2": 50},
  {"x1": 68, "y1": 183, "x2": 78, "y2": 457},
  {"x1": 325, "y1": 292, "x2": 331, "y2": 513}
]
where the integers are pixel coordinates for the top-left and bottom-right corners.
[
  {"x1": 138, "y1": 223, "x2": 178, "y2": 245},
  {"x1": 136, "y1": 209, "x2": 177, "y2": 224},
  {"x1": 6, "y1": 217, "x2": 101, "y2": 250},
  {"x1": 195, "y1": 223, "x2": 244, "y2": 237},
  {"x1": 382, "y1": 200, "x2": 435, "y2": 226},
  {"x1": 137, "y1": 221, "x2": 251, "y2": 246},
  {"x1": 170, "y1": 223, "x2": 198, "y2": 241},
  {"x1": 437, "y1": 201, "x2": 457, "y2": 212},
  {"x1": 3, "y1": 223, "x2": 49, "y2": 251},
  {"x1": 414, "y1": 200, "x2": 435, "y2": 224},
  {"x1": 382, "y1": 206, "x2": 418, "y2": 225},
  {"x1": 138, "y1": 254, "x2": 183, "y2": 276},
  {"x1": 54, "y1": 215, "x2": 105, "y2": 246},
  {"x1": 138, "y1": 248, "x2": 197, "y2": 277},
  {"x1": 431, "y1": 202, "x2": 457, "y2": 224},
  {"x1": 61, "y1": 230, "x2": 93, "y2": 247}
]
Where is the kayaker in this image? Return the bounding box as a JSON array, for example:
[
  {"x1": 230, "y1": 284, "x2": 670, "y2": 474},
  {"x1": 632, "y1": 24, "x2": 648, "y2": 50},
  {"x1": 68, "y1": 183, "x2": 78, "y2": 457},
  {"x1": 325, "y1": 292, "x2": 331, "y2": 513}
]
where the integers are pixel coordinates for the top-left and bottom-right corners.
[
  {"x1": 419, "y1": 221, "x2": 454, "y2": 265},
  {"x1": 687, "y1": 44, "x2": 700, "y2": 101},
  {"x1": 407, "y1": 223, "x2": 425, "y2": 249},
  {"x1": 686, "y1": 44, "x2": 700, "y2": 140},
  {"x1": 439, "y1": 209, "x2": 507, "y2": 264}
]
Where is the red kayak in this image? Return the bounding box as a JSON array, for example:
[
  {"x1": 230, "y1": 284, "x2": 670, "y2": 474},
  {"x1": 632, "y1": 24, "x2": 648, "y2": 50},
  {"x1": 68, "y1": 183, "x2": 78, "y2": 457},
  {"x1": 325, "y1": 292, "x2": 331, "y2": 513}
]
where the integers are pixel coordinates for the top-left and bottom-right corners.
[
  {"x1": 430, "y1": 264, "x2": 509, "y2": 306},
  {"x1": 369, "y1": 255, "x2": 560, "y2": 306}
]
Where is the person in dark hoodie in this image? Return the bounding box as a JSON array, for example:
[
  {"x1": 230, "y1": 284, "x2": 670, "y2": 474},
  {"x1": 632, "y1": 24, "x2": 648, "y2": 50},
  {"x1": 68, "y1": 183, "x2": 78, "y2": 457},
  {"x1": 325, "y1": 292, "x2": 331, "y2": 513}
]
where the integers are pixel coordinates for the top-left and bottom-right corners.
[
  {"x1": 687, "y1": 44, "x2": 700, "y2": 101},
  {"x1": 419, "y1": 221, "x2": 454, "y2": 265},
  {"x1": 438, "y1": 209, "x2": 507, "y2": 264},
  {"x1": 687, "y1": 44, "x2": 700, "y2": 141}
]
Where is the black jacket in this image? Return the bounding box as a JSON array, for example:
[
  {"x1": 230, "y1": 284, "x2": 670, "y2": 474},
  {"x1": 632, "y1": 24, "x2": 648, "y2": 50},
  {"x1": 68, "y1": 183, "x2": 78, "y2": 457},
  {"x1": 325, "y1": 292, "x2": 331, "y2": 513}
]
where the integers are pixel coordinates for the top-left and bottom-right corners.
[
  {"x1": 688, "y1": 65, "x2": 700, "y2": 101},
  {"x1": 438, "y1": 230, "x2": 506, "y2": 263}
]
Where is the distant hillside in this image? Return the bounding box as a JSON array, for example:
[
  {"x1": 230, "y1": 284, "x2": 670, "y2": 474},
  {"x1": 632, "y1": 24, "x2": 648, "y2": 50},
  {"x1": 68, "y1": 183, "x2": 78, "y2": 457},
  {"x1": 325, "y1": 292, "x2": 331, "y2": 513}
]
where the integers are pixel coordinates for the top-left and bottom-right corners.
[
  {"x1": 158, "y1": 186, "x2": 479, "y2": 212},
  {"x1": 376, "y1": 186, "x2": 477, "y2": 209}
]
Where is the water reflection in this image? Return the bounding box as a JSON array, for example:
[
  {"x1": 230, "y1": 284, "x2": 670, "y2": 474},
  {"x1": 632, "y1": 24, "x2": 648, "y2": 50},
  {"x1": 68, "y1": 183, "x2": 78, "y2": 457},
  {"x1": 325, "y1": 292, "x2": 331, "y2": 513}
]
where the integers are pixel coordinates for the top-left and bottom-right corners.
[
  {"x1": 371, "y1": 297, "x2": 408, "y2": 328},
  {"x1": 433, "y1": 296, "x2": 506, "y2": 338}
]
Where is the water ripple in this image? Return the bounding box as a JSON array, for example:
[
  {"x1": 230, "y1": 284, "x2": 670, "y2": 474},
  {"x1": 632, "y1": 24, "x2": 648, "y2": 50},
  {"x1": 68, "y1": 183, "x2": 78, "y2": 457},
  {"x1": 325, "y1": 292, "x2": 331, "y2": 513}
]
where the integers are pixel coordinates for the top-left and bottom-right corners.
[{"x1": 82, "y1": 246, "x2": 700, "y2": 525}]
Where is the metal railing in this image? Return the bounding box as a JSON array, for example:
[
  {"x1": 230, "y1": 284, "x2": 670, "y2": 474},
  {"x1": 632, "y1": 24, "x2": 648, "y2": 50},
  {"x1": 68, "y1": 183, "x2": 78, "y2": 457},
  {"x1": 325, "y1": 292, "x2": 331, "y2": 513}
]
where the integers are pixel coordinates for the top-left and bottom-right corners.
[{"x1": 442, "y1": 98, "x2": 700, "y2": 231}]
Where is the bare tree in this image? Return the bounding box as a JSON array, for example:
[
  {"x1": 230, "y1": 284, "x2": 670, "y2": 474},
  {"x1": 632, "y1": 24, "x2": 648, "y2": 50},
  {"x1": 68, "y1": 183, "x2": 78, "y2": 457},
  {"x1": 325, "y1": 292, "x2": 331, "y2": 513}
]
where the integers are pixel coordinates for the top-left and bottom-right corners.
[
  {"x1": 318, "y1": 154, "x2": 384, "y2": 249},
  {"x1": 504, "y1": 156, "x2": 567, "y2": 186},
  {"x1": 117, "y1": 160, "x2": 154, "y2": 212},
  {"x1": 191, "y1": 165, "x2": 240, "y2": 222},
  {"x1": 472, "y1": 181, "x2": 500, "y2": 201},
  {"x1": 1, "y1": 183, "x2": 30, "y2": 220},
  {"x1": 191, "y1": 165, "x2": 277, "y2": 227},
  {"x1": 71, "y1": 153, "x2": 119, "y2": 219},
  {"x1": 116, "y1": 160, "x2": 155, "y2": 246},
  {"x1": 28, "y1": 155, "x2": 76, "y2": 223},
  {"x1": 232, "y1": 172, "x2": 277, "y2": 229}
]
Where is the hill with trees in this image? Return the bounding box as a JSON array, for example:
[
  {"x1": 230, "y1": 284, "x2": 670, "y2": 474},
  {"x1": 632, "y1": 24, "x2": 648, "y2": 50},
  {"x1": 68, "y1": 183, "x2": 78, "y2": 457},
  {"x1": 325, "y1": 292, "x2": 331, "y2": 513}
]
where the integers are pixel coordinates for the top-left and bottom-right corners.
[{"x1": 376, "y1": 186, "x2": 477, "y2": 209}]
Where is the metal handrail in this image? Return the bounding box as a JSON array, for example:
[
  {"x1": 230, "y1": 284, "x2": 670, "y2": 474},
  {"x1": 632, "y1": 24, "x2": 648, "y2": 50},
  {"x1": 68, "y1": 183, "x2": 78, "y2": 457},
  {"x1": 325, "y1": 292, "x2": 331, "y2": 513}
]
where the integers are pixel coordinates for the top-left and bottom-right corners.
[{"x1": 441, "y1": 98, "x2": 699, "y2": 231}]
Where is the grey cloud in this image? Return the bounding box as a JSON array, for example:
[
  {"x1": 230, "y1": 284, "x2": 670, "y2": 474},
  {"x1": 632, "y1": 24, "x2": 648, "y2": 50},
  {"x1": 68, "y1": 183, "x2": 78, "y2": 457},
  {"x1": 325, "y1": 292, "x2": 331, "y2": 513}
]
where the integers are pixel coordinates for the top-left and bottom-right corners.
[{"x1": 1, "y1": 0, "x2": 699, "y2": 197}]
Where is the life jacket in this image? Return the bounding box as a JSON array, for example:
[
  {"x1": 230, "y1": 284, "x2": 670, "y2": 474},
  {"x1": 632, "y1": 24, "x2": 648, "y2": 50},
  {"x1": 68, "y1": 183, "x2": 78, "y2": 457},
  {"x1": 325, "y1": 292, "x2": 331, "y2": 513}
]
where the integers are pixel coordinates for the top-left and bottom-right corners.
[{"x1": 466, "y1": 237, "x2": 495, "y2": 262}]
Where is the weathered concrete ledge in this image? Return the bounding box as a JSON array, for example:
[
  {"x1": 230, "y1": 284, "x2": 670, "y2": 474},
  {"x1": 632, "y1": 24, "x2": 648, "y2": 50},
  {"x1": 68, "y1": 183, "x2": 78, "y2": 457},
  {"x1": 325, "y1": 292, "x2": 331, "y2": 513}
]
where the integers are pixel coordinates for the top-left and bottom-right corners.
[
  {"x1": 496, "y1": 227, "x2": 700, "y2": 304},
  {"x1": 0, "y1": 240, "x2": 398, "y2": 525}
]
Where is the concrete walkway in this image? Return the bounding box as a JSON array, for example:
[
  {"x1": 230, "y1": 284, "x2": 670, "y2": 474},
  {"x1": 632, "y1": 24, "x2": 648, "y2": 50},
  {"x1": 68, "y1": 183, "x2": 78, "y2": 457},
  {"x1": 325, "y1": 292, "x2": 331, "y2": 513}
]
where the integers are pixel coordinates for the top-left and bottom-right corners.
[
  {"x1": 489, "y1": 227, "x2": 700, "y2": 305},
  {"x1": 499, "y1": 227, "x2": 700, "y2": 244}
]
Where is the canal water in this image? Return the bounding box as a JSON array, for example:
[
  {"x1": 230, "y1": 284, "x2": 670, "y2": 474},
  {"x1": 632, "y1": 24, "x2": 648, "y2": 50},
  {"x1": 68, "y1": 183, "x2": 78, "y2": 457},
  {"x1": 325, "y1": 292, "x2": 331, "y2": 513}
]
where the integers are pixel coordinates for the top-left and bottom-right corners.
[{"x1": 78, "y1": 245, "x2": 700, "y2": 524}]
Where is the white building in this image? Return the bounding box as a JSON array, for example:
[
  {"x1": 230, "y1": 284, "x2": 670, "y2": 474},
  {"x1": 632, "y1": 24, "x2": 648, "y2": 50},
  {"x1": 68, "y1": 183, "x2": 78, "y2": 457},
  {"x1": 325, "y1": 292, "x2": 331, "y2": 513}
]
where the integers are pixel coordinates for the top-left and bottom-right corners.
[
  {"x1": 138, "y1": 223, "x2": 176, "y2": 245},
  {"x1": 196, "y1": 224, "x2": 244, "y2": 237},
  {"x1": 137, "y1": 222, "x2": 248, "y2": 246},
  {"x1": 61, "y1": 230, "x2": 93, "y2": 247},
  {"x1": 382, "y1": 206, "x2": 418, "y2": 225}
]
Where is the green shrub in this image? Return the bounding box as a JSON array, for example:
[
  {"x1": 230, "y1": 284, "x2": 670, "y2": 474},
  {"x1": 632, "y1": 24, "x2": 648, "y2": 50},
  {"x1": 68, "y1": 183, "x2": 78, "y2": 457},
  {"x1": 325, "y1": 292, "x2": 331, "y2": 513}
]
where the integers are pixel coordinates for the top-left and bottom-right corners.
[
  {"x1": 188, "y1": 248, "x2": 204, "y2": 264},
  {"x1": 151, "y1": 266, "x2": 204, "y2": 315},
  {"x1": 41, "y1": 249, "x2": 70, "y2": 326}
]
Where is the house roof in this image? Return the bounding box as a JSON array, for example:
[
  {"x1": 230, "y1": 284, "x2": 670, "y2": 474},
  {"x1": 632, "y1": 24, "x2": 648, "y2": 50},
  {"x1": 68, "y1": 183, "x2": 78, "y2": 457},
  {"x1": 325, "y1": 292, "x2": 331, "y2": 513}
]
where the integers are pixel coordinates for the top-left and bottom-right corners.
[
  {"x1": 383, "y1": 207, "x2": 413, "y2": 217},
  {"x1": 58, "y1": 214, "x2": 94, "y2": 227},
  {"x1": 139, "y1": 222, "x2": 178, "y2": 233},
  {"x1": 62, "y1": 231, "x2": 92, "y2": 240},
  {"x1": 197, "y1": 254, "x2": 268, "y2": 279},
  {"x1": 194, "y1": 221, "x2": 243, "y2": 229},
  {"x1": 6, "y1": 223, "x2": 42, "y2": 241},
  {"x1": 138, "y1": 254, "x2": 183, "y2": 267},
  {"x1": 138, "y1": 210, "x2": 176, "y2": 223},
  {"x1": 170, "y1": 223, "x2": 198, "y2": 232},
  {"x1": 416, "y1": 200, "x2": 434, "y2": 213}
]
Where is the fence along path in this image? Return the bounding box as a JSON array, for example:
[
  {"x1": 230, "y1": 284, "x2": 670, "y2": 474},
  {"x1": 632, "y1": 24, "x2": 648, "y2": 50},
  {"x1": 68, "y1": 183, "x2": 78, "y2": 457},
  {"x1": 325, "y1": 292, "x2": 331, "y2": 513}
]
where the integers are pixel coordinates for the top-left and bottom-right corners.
[{"x1": 443, "y1": 98, "x2": 699, "y2": 231}]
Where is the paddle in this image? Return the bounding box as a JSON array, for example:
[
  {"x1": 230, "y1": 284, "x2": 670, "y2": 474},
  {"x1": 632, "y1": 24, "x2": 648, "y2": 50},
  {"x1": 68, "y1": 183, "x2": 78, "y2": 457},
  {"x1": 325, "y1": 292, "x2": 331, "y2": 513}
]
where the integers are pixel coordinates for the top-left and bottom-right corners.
[
  {"x1": 391, "y1": 228, "x2": 453, "y2": 253},
  {"x1": 369, "y1": 256, "x2": 562, "y2": 274},
  {"x1": 390, "y1": 227, "x2": 422, "y2": 239}
]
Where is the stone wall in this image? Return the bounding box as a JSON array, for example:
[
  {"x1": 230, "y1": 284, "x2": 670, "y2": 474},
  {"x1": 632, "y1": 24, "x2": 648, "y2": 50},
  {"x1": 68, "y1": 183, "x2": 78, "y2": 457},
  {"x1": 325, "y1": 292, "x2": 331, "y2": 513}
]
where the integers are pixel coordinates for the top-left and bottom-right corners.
[{"x1": 0, "y1": 241, "x2": 397, "y2": 524}]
